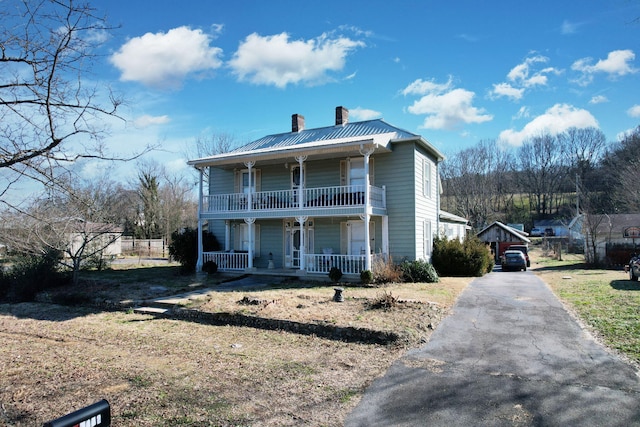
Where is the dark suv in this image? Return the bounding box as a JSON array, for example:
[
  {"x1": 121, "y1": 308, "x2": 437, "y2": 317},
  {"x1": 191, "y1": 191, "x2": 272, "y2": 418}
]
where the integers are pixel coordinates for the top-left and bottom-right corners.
[{"x1": 507, "y1": 244, "x2": 530, "y2": 267}]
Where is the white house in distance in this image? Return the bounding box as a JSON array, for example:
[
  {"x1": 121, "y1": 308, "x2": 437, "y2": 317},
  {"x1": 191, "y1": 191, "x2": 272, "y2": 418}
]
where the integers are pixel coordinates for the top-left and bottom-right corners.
[{"x1": 188, "y1": 106, "x2": 468, "y2": 277}]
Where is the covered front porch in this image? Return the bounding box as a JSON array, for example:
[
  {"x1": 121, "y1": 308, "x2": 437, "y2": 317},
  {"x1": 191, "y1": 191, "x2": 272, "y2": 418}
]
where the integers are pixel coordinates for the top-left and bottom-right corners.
[{"x1": 203, "y1": 251, "x2": 387, "y2": 276}]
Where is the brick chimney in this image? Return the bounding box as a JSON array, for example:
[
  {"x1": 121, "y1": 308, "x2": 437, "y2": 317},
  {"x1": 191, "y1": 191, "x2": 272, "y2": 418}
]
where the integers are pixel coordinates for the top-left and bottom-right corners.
[
  {"x1": 335, "y1": 106, "x2": 349, "y2": 126},
  {"x1": 292, "y1": 113, "x2": 305, "y2": 132}
]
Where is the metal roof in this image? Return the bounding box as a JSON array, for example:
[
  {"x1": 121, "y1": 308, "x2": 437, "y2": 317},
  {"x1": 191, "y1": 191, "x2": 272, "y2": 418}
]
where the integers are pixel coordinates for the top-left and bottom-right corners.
[
  {"x1": 188, "y1": 118, "x2": 445, "y2": 167},
  {"x1": 230, "y1": 119, "x2": 418, "y2": 153}
]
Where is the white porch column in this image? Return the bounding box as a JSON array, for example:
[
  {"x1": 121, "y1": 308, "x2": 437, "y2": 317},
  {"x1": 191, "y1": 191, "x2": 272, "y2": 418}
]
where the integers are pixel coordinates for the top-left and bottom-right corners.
[
  {"x1": 360, "y1": 145, "x2": 375, "y2": 271},
  {"x1": 245, "y1": 217, "x2": 255, "y2": 269},
  {"x1": 196, "y1": 168, "x2": 204, "y2": 272},
  {"x1": 244, "y1": 161, "x2": 255, "y2": 211},
  {"x1": 295, "y1": 155, "x2": 307, "y2": 209},
  {"x1": 224, "y1": 220, "x2": 231, "y2": 251},
  {"x1": 296, "y1": 215, "x2": 308, "y2": 271}
]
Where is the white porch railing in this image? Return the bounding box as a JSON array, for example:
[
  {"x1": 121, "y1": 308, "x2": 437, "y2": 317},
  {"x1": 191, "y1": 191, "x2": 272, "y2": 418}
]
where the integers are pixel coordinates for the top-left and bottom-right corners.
[
  {"x1": 305, "y1": 253, "x2": 386, "y2": 275},
  {"x1": 203, "y1": 251, "x2": 248, "y2": 271},
  {"x1": 202, "y1": 185, "x2": 385, "y2": 213}
]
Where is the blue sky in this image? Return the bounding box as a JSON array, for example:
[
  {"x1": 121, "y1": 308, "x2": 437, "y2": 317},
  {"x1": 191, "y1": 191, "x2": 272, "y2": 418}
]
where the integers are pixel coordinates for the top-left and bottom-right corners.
[{"x1": 92, "y1": 0, "x2": 640, "y2": 179}]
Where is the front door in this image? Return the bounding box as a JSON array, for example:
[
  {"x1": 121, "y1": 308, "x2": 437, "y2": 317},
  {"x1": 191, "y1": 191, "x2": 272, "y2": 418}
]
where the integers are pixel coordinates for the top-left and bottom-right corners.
[{"x1": 284, "y1": 220, "x2": 314, "y2": 268}]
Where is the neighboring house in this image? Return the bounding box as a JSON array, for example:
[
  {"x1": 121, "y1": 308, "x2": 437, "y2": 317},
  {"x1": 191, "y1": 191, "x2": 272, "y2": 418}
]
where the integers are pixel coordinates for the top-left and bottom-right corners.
[
  {"x1": 188, "y1": 106, "x2": 466, "y2": 276},
  {"x1": 477, "y1": 221, "x2": 531, "y2": 263},
  {"x1": 439, "y1": 210, "x2": 470, "y2": 242},
  {"x1": 581, "y1": 213, "x2": 640, "y2": 265},
  {"x1": 67, "y1": 221, "x2": 123, "y2": 259},
  {"x1": 532, "y1": 219, "x2": 569, "y2": 237}
]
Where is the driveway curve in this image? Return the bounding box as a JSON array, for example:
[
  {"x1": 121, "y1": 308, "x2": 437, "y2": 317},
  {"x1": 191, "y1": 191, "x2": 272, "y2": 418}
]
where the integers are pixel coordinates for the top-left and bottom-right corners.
[{"x1": 346, "y1": 269, "x2": 640, "y2": 426}]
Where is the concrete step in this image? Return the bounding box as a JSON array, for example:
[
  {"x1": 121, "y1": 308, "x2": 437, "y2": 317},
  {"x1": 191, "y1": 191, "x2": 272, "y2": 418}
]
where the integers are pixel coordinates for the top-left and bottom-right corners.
[{"x1": 134, "y1": 306, "x2": 170, "y2": 315}]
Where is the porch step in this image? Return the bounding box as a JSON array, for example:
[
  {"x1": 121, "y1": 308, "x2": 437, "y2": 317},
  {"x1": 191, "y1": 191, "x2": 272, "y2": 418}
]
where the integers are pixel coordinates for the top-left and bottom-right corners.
[{"x1": 134, "y1": 306, "x2": 170, "y2": 315}]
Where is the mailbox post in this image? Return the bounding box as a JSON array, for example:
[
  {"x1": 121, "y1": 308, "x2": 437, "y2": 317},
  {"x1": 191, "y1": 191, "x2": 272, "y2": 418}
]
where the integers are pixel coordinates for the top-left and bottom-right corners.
[{"x1": 43, "y1": 399, "x2": 110, "y2": 427}]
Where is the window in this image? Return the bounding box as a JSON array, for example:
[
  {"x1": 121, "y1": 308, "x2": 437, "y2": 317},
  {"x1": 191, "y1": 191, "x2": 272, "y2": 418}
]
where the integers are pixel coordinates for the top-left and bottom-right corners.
[
  {"x1": 424, "y1": 220, "x2": 432, "y2": 259},
  {"x1": 236, "y1": 223, "x2": 260, "y2": 257},
  {"x1": 423, "y1": 158, "x2": 431, "y2": 198},
  {"x1": 235, "y1": 169, "x2": 261, "y2": 193}
]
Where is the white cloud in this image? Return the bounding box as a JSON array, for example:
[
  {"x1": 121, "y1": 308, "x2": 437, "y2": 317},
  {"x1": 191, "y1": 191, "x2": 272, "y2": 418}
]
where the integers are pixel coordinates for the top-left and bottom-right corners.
[
  {"x1": 402, "y1": 77, "x2": 453, "y2": 96},
  {"x1": 561, "y1": 20, "x2": 582, "y2": 35},
  {"x1": 110, "y1": 26, "x2": 224, "y2": 89},
  {"x1": 628, "y1": 105, "x2": 640, "y2": 118},
  {"x1": 491, "y1": 55, "x2": 560, "y2": 100},
  {"x1": 349, "y1": 107, "x2": 382, "y2": 121},
  {"x1": 498, "y1": 103, "x2": 599, "y2": 146},
  {"x1": 513, "y1": 106, "x2": 530, "y2": 120},
  {"x1": 589, "y1": 95, "x2": 608, "y2": 104},
  {"x1": 134, "y1": 114, "x2": 171, "y2": 128},
  {"x1": 228, "y1": 32, "x2": 364, "y2": 88},
  {"x1": 571, "y1": 49, "x2": 637, "y2": 86},
  {"x1": 403, "y1": 78, "x2": 493, "y2": 130},
  {"x1": 165, "y1": 157, "x2": 189, "y2": 173},
  {"x1": 491, "y1": 83, "x2": 524, "y2": 101}
]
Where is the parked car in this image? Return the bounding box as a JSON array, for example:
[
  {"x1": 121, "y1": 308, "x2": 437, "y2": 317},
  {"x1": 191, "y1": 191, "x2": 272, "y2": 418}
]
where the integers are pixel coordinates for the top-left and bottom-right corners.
[
  {"x1": 544, "y1": 227, "x2": 555, "y2": 237},
  {"x1": 627, "y1": 255, "x2": 640, "y2": 281},
  {"x1": 502, "y1": 250, "x2": 527, "y2": 271},
  {"x1": 507, "y1": 244, "x2": 530, "y2": 267},
  {"x1": 530, "y1": 227, "x2": 542, "y2": 237}
]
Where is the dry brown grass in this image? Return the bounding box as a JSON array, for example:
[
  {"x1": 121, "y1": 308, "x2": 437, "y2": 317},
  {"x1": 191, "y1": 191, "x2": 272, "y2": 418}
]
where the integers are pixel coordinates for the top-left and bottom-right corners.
[{"x1": 0, "y1": 267, "x2": 470, "y2": 427}]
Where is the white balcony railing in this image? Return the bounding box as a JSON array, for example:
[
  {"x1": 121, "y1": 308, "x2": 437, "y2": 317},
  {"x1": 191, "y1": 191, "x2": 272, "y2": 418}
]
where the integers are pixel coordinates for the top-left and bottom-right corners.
[{"x1": 202, "y1": 185, "x2": 385, "y2": 214}]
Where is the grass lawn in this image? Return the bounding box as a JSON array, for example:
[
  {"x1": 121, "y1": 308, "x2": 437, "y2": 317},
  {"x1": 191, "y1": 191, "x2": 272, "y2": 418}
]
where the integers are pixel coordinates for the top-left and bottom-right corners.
[{"x1": 532, "y1": 249, "x2": 640, "y2": 367}]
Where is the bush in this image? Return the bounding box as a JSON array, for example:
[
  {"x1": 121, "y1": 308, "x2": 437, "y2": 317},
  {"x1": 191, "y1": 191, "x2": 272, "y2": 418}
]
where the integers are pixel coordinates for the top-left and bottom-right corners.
[
  {"x1": 401, "y1": 259, "x2": 439, "y2": 283},
  {"x1": 203, "y1": 260, "x2": 218, "y2": 274},
  {"x1": 169, "y1": 228, "x2": 220, "y2": 274},
  {"x1": 360, "y1": 269, "x2": 373, "y2": 285},
  {"x1": 371, "y1": 256, "x2": 403, "y2": 284},
  {"x1": 432, "y1": 236, "x2": 493, "y2": 277},
  {"x1": 328, "y1": 266, "x2": 343, "y2": 282},
  {"x1": 0, "y1": 250, "x2": 69, "y2": 302}
]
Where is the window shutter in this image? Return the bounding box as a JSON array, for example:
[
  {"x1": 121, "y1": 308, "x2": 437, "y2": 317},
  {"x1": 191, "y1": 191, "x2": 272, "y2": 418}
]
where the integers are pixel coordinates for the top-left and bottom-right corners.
[
  {"x1": 234, "y1": 170, "x2": 240, "y2": 193},
  {"x1": 254, "y1": 224, "x2": 261, "y2": 257},
  {"x1": 340, "y1": 222, "x2": 348, "y2": 254},
  {"x1": 340, "y1": 160, "x2": 347, "y2": 186},
  {"x1": 255, "y1": 169, "x2": 261, "y2": 192}
]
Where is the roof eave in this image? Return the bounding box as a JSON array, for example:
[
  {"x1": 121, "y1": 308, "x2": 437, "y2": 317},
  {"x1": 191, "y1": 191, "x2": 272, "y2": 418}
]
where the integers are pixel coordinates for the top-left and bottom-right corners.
[{"x1": 390, "y1": 136, "x2": 445, "y2": 162}]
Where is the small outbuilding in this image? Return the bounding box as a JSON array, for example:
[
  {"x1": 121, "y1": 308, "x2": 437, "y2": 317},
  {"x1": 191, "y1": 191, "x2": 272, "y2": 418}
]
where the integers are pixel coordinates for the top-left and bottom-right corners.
[{"x1": 477, "y1": 221, "x2": 531, "y2": 264}]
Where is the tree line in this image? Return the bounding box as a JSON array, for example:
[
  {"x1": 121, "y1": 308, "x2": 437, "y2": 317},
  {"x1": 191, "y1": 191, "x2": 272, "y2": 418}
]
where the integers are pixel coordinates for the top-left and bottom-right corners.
[{"x1": 441, "y1": 126, "x2": 640, "y2": 232}]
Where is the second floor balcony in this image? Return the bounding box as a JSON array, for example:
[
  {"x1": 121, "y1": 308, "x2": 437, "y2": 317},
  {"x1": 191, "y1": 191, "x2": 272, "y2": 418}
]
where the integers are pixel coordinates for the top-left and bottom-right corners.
[{"x1": 201, "y1": 184, "x2": 386, "y2": 219}]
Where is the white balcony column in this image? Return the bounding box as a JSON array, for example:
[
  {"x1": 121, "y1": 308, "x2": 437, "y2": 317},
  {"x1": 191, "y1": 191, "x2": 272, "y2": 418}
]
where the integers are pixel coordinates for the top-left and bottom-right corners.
[
  {"x1": 295, "y1": 155, "x2": 307, "y2": 209},
  {"x1": 296, "y1": 215, "x2": 308, "y2": 271},
  {"x1": 224, "y1": 220, "x2": 231, "y2": 251},
  {"x1": 245, "y1": 217, "x2": 255, "y2": 269},
  {"x1": 360, "y1": 145, "x2": 375, "y2": 271},
  {"x1": 196, "y1": 168, "x2": 204, "y2": 272},
  {"x1": 244, "y1": 161, "x2": 255, "y2": 211}
]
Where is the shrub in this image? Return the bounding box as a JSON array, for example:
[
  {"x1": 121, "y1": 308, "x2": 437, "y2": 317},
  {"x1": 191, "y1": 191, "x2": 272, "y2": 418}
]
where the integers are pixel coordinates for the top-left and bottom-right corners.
[
  {"x1": 203, "y1": 260, "x2": 218, "y2": 274},
  {"x1": 169, "y1": 228, "x2": 220, "y2": 274},
  {"x1": 432, "y1": 236, "x2": 493, "y2": 277},
  {"x1": 0, "y1": 250, "x2": 69, "y2": 303},
  {"x1": 401, "y1": 259, "x2": 439, "y2": 283},
  {"x1": 328, "y1": 266, "x2": 343, "y2": 282},
  {"x1": 371, "y1": 256, "x2": 403, "y2": 284},
  {"x1": 368, "y1": 291, "x2": 398, "y2": 310},
  {"x1": 360, "y1": 269, "x2": 373, "y2": 285}
]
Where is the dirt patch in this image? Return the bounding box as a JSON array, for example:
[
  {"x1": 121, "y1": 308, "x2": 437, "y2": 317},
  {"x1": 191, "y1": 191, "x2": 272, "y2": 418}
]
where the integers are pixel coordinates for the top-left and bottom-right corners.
[{"x1": 0, "y1": 272, "x2": 470, "y2": 426}]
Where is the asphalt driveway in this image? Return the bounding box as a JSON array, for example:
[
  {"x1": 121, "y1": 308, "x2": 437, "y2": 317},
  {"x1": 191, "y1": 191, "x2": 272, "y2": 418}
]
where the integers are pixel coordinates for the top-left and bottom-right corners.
[{"x1": 346, "y1": 269, "x2": 640, "y2": 426}]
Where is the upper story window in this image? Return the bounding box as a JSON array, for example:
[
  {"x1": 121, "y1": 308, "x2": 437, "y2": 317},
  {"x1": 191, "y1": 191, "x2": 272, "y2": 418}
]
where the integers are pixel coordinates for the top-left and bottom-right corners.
[
  {"x1": 236, "y1": 169, "x2": 261, "y2": 193},
  {"x1": 349, "y1": 158, "x2": 365, "y2": 187},
  {"x1": 423, "y1": 158, "x2": 431, "y2": 198}
]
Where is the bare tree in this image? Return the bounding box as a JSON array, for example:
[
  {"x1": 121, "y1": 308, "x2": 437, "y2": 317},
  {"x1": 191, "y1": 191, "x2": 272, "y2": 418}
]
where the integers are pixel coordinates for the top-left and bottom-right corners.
[
  {"x1": 0, "y1": 174, "x2": 125, "y2": 284},
  {"x1": 441, "y1": 140, "x2": 515, "y2": 230},
  {"x1": 0, "y1": 0, "x2": 150, "y2": 199},
  {"x1": 516, "y1": 133, "x2": 568, "y2": 217}
]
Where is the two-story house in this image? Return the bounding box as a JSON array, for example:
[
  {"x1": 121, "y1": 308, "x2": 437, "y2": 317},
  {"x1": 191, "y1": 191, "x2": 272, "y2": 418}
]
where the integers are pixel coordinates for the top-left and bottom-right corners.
[{"x1": 188, "y1": 106, "x2": 466, "y2": 277}]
